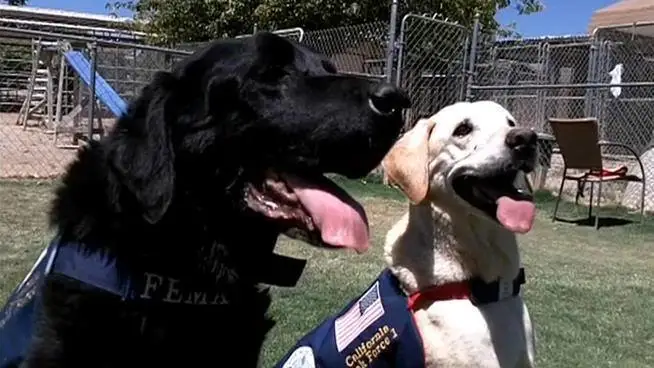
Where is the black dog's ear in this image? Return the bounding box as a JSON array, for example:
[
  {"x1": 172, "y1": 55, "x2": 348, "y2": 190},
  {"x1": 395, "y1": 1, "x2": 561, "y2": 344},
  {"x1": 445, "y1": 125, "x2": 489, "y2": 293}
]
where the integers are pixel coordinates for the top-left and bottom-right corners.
[
  {"x1": 253, "y1": 31, "x2": 295, "y2": 67},
  {"x1": 110, "y1": 71, "x2": 177, "y2": 224}
]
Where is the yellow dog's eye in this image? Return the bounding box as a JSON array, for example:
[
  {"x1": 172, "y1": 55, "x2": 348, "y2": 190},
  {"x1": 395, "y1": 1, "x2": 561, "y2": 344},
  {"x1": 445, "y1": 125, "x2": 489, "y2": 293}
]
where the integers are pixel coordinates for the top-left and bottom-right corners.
[{"x1": 453, "y1": 120, "x2": 473, "y2": 137}]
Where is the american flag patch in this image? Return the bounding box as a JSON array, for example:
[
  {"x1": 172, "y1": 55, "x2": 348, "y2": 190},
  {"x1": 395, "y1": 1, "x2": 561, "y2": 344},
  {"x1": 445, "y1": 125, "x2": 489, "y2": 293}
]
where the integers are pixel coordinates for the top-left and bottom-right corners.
[{"x1": 334, "y1": 281, "x2": 385, "y2": 352}]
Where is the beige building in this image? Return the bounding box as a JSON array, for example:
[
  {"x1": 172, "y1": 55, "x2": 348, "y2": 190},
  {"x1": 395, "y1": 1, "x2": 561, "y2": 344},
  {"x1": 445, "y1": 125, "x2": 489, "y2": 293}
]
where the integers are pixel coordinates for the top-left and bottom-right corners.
[{"x1": 589, "y1": 0, "x2": 654, "y2": 33}]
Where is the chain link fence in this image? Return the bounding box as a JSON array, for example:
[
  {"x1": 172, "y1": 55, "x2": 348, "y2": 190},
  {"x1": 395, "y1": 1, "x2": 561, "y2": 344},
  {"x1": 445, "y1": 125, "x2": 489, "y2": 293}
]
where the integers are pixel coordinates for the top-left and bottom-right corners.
[
  {"x1": 592, "y1": 24, "x2": 654, "y2": 211},
  {"x1": 396, "y1": 14, "x2": 469, "y2": 127},
  {"x1": 0, "y1": 27, "x2": 189, "y2": 178},
  {"x1": 237, "y1": 27, "x2": 305, "y2": 42},
  {"x1": 475, "y1": 41, "x2": 548, "y2": 132},
  {"x1": 178, "y1": 27, "x2": 306, "y2": 53},
  {"x1": 302, "y1": 22, "x2": 389, "y2": 79},
  {"x1": 1, "y1": 11, "x2": 649, "y2": 212}
]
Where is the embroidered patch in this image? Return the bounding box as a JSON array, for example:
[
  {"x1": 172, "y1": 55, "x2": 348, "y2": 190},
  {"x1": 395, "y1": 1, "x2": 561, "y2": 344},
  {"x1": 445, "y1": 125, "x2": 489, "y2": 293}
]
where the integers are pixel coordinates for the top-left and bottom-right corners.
[
  {"x1": 334, "y1": 281, "x2": 385, "y2": 352},
  {"x1": 282, "y1": 346, "x2": 315, "y2": 368}
]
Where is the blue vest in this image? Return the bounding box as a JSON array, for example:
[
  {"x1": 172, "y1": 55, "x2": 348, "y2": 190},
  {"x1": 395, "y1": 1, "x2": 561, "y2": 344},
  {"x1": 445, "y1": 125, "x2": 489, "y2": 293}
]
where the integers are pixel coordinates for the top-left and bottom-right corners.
[
  {"x1": 0, "y1": 241, "x2": 51, "y2": 368},
  {"x1": 0, "y1": 236, "x2": 306, "y2": 367},
  {"x1": 0, "y1": 237, "x2": 137, "y2": 367},
  {"x1": 274, "y1": 269, "x2": 424, "y2": 368}
]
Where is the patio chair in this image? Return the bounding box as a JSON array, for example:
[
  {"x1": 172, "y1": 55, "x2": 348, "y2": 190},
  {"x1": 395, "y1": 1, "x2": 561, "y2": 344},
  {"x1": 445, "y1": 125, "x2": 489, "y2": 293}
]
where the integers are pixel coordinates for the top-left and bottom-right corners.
[{"x1": 547, "y1": 117, "x2": 646, "y2": 229}]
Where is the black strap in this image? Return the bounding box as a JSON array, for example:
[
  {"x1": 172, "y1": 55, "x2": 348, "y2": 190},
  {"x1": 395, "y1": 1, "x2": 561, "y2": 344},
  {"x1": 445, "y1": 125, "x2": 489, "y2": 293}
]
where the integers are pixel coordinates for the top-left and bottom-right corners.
[
  {"x1": 469, "y1": 268, "x2": 525, "y2": 306},
  {"x1": 257, "y1": 253, "x2": 307, "y2": 287}
]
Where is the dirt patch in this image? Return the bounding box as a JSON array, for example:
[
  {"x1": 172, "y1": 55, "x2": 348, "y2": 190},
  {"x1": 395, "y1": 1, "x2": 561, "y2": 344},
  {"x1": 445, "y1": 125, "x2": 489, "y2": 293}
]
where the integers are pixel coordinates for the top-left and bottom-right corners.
[
  {"x1": 0, "y1": 113, "x2": 117, "y2": 178},
  {"x1": 0, "y1": 124, "x2": 77, "y2": 178}
]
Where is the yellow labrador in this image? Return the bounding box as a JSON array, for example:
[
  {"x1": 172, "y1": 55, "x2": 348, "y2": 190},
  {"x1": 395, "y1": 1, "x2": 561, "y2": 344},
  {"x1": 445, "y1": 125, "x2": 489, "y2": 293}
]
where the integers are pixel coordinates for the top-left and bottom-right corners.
[{"x1": 382, "y1": 100, "x2": 538, "y2": 368}]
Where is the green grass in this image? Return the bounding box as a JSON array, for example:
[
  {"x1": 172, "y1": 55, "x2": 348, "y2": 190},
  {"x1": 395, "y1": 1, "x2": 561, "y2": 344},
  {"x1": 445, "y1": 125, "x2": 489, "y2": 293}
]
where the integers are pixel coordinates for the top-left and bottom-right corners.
[{"x1": 1, "y1": 178, "x2": 653, "y2": 367}]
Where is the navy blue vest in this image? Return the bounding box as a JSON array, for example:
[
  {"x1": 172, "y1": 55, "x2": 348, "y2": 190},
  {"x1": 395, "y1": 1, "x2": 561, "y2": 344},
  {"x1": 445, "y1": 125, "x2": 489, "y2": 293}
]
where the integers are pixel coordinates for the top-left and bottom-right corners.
[
  {"x1": 0, "y1": 236, "x2": 307, "y2": 367},
  {"x1": 0, "y1": 242, "x2": 53, "y2": 368},
  {"x1": 0, "y1": 237, "x2": 139, "y2": 367},
  {"x1": 274, "y1": 269, "x2": 424, "y2": 368}
]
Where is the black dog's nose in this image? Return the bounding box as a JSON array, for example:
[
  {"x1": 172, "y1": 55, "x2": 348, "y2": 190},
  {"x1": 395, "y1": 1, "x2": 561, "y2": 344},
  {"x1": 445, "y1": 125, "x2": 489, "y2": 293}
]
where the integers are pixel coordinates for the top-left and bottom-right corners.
[
  {"x1": 368, "y1": 83, "x2": 411, "y2": 116},
  {"x1": 505, "y1": 128, "x2": 538, "y2": 151}
]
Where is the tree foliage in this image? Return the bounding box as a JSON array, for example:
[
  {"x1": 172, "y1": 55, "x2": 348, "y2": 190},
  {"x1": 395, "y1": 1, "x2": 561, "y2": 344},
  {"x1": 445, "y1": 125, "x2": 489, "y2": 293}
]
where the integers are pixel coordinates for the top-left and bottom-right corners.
[
  {"x1": 3, "y1": 0, "x2": 28, "y2": 5},
  {"x1": 107, "y1": 0, "x2": 544, "y2": 45}
]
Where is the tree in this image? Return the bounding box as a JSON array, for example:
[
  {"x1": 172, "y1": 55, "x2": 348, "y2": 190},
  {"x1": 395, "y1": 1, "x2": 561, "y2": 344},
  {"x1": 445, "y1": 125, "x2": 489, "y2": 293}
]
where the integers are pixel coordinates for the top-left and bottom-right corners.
[
  {"x1": 3, "y1": 0, "x2": 28, "y2": 5},
  {"x1": 107, "y1": 0, "x2": 543, "y2": 45}
]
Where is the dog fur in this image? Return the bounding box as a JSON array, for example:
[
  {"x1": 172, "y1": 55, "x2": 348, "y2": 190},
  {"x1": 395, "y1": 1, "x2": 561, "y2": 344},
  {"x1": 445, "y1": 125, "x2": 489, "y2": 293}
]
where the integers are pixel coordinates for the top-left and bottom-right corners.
[
  {"x1": 382, "y1": 101, "x2": 537, "y2": 367},
  {"x1": 18, "y1": 32, "x2": 409, "y2": 367}
]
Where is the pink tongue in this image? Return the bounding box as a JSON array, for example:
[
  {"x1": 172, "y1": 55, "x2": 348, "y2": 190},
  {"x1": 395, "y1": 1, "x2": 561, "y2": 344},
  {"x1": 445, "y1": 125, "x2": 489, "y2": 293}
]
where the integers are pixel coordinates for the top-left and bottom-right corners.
[
  {"x1": 496, "y1": 196, "x2": 536, "y2": 234},
  {"x1": 283, "y1": 175, "x2": 370, "y2": 253}
]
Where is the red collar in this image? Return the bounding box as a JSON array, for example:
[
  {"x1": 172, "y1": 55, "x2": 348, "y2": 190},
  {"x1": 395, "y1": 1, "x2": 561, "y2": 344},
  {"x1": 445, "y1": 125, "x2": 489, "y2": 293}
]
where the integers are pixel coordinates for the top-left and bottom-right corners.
[
  {"x1": 407, "y1": 281, "x2": 471, "y2": 311},
  {"x1": 406, "y1": 268, "x2": 526, "y2": 311}
]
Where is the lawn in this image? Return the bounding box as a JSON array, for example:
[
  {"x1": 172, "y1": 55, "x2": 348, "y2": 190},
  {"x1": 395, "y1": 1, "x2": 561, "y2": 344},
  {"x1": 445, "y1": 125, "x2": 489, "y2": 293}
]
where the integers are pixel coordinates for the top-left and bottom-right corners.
[{"x1": 1, "y1": 178, "x2": 653, "y2": 367}]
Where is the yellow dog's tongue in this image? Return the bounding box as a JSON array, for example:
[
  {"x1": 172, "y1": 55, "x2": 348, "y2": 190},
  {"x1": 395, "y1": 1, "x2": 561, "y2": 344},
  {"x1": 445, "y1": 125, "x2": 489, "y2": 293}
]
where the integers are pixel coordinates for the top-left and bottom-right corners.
[
  {"x1": 283, "y1": 175, "x2": 370, "y2": 253},
  {"x1": 496, "y1": 196, "x2": 536, "y2": 234}
]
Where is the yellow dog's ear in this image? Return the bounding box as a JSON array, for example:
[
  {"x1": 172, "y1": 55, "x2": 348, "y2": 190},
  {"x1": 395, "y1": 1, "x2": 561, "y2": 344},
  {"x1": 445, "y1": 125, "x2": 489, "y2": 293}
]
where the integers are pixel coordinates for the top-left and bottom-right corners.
[{"x1": 382, "y1": 118, "x2": 434, "y2": 204}]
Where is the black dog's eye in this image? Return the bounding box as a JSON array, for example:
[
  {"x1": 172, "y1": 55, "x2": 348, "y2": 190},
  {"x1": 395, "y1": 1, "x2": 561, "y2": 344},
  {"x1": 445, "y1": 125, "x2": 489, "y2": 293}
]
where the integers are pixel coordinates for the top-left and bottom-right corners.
[
  {"x1": 508, "y1": 119, "x2": 516, "y2": 127},
  {"x1": 453, "y1": 120, "x2": 473, "y2": 137}
]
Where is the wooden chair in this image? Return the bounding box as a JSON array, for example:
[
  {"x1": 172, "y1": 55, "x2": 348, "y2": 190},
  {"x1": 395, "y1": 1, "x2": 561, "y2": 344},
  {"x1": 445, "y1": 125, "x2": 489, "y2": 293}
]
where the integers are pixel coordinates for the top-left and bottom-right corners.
[{"x1": 547, "y1": 118, "x2": 646, "y2": 229}]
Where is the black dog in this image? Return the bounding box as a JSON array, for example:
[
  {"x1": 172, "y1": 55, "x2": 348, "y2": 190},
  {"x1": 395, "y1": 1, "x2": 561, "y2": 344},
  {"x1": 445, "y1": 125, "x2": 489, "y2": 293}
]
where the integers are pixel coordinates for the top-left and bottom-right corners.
[{"x1": 8, "y1": 32, "x2": 409, "y2": 367}]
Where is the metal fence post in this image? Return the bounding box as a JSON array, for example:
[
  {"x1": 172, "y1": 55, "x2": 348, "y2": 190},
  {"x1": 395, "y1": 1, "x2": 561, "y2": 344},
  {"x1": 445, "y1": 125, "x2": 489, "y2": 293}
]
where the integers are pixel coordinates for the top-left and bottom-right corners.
[
  {"x1": 394, "y1": 16, "x2": 407, "y2": 87},
  {"x1": 88, "y1": 42, "x2": 98, "y2": 142},
  {"x1": 465, "y1": 13, "x2": 480, "y2": 101},
  {"x1": 459, "y1": 33, "x2": 470, "y2": 102},
  {"x1": 385, "y1": 0, "x2": 399, "y2": 84},
  {"x1": 537, "y1": 42, "x2": 549, "y2": 131}
]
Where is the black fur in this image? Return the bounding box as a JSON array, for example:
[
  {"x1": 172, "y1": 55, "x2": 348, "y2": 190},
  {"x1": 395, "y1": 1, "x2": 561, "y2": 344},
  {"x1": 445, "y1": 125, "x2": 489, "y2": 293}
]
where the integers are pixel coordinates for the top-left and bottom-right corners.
[{"x1": 21, "y1": 32, "x2": 409, "y2": 367}]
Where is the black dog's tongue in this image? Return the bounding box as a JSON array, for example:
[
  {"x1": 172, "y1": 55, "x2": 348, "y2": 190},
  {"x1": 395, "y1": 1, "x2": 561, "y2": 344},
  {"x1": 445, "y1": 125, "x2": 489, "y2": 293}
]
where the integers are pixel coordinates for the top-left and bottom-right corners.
[{"x1": 282, "y1": 174, "x2": 370, "y2": 253}]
